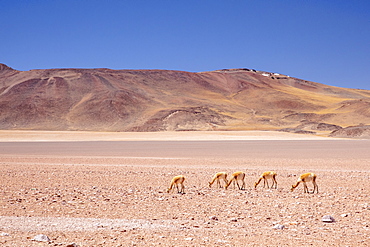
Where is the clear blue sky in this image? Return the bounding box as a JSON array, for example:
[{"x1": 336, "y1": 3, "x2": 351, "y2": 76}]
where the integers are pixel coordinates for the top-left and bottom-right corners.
[{"x1": 1, "y1": 0, "x2": 369, "y2": 90}]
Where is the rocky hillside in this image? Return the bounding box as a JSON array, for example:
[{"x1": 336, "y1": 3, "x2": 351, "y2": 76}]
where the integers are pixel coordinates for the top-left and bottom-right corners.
[{"x1": 1, "y1": 64, "x2": 370, "y2": 136}]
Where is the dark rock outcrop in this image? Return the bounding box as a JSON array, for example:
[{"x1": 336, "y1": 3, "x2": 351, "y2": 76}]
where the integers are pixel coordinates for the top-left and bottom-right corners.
[{"x1": 329, "y1": 125, "x2": 370, "y2": 139}]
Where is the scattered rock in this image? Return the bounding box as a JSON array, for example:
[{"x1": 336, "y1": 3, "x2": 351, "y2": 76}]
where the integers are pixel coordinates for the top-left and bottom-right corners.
[
  {"x1": 1, "y1": 141, "x2": 370, "y2": 246},
  {"x1": 66, "y1": 243, "x2": 79, "y2": 247},
  {"x1": 209, "y1": 216, "x2": 218, "y2": 221},
  {"x1": 273, "y1": 224, "x2": 285, "y2": 230},
  {"x1": 185, "y1": 237, "x2": 193, "y2": 241},
  {"x1": 322, "y1": 215, "x2": 335, "y2": 223},
  {"x1": 32, "y1": 234, "x2": 51, "y2": 242},
  {"x1": 0, "y1": 232, "x2": 9, "y2": 236}
]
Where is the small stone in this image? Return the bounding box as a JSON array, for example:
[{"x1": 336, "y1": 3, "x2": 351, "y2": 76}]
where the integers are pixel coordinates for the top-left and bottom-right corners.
[
  {"x1": 66, "y1": 243, "x2": 79, "y2": 247},
  {"x1": 341, "y1": 214, "x2": 348, "y2": 217},
  {"x1": 273, "y1": 224, "x2": 285, "y2": 230},
  {"x1": 185, "y1": 237, "x2": 193, "y2": 241},
  {"x1": 322, "y1": 215, "x2": 335, "y2": 223},
  {"x1": 1, "y1": 232, "x2": 9, "y2": 236},
  {"x1": 209, "y1": 216, "x2": 218, "y2": 221},
  {"x1": 32, "y1": 234, "x2": 50, "y2": 242},
  {"x1": 230, "y1": 218, "x2": 238, "y2": 222}
]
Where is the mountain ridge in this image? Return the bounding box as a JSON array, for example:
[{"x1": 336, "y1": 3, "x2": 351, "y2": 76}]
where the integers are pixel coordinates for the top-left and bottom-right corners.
[{"x1": 1, "y1": 64, "x2": 369, "y2": 137}]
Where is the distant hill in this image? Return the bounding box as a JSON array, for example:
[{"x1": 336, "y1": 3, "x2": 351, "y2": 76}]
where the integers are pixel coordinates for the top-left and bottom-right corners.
[{"x1": 1, "y1": 64, "x2": 370, "y2": 137}]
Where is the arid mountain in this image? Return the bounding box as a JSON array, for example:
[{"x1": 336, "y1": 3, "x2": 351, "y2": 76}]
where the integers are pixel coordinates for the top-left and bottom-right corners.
[{"x1": 1, "y1": 63, "x2": 370, "y2": 136}]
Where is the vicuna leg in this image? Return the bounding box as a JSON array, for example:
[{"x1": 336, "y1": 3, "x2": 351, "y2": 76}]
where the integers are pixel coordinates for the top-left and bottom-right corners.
[
  {"x1": 312, "y1": 180, "x2": 318, "y2": 193},
  {"x1": 264, "y1": 178, "x2": 270, "y2": 189},
  {"x1": 236, "y1": 180, "x2": 243, "y2": 190},
  {"x1": 217, "y1": 179, "x2": 221, "y2": 188},
  {"x1": 303, "y1": 182, "x2": 309, "y2": 193},
  {"x1": 272, "y1": 175, "x2": 277, "y2": 189}
]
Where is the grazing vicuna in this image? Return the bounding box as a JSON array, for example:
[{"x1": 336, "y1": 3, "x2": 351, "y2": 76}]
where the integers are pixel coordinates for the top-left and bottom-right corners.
[
  {"x1": 166, "y1": 175, "x2": 186, "y2": 193},
  {"x1": 254, "y1": 171, "x2": 277, "y2": 189},
  {"x1": 291, "y1": 173, "x2": 318, "y2": 193},
  {"x1": 209, "y1": 172, "x2": 228, "y2": 188},
  {"x1": 224, "y1": 171, "x2": 245, "y2": 190}
]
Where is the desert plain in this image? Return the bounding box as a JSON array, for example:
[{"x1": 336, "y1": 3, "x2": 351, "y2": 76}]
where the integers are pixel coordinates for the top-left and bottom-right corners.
[{"x1": 0, "y1": 131, "x2": 369, "y2": 246}]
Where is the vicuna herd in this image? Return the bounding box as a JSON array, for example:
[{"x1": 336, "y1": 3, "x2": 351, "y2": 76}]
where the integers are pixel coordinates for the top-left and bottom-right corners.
[{"x1": 167, "y1": 171, "x2": 318, "y2": 194}]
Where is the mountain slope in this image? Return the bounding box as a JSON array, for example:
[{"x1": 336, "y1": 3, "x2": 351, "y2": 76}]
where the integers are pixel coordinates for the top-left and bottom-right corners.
[{"x1": 0, "y1": 64, "x2": 369, "y2": 133}]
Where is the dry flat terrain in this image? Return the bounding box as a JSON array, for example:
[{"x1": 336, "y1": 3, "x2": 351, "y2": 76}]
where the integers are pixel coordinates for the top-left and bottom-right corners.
[{"x1": 0, "y1": 131, "x2": 370, "y2": 246}]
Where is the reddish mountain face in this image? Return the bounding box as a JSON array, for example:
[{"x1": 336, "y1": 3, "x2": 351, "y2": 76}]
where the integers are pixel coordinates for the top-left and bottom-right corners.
[{"x1": 0, "y1": 64, "x2": 369, "y2": 135}]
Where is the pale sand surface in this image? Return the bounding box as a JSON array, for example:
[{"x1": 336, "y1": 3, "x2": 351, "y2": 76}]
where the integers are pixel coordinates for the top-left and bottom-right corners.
[
  {"x1": 0, "y1": 131, "x2": 369, "y2": 246},
  {"x1": 0, "y1": 130, "x2": 333, "y2": 142}
]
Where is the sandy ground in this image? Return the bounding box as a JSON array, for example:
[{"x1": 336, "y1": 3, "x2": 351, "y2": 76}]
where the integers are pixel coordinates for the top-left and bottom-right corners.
[
  {"x1": 0, "y1": 131, "x2": 369, "y2": 246},
  {"x1": 0, "y1": 130, "x2": 333, "y2": 142}
]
